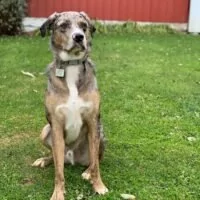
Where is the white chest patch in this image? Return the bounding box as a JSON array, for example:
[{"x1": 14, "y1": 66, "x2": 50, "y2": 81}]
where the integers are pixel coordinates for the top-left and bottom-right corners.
[
  {"x1": 56, "y1": 65, "x2": 92, "y2": 144},
  {"x1": 59, "y1": 51, "x2": 85, "y2": 62}
]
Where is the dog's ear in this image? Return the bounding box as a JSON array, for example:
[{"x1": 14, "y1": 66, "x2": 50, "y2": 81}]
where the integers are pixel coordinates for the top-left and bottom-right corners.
[
  {"x1": 40, "y1": 12, "x2": 60, "y2": 37},
  {"x1": 79, "y1": 12, "x2": 96, "y2": 36}
]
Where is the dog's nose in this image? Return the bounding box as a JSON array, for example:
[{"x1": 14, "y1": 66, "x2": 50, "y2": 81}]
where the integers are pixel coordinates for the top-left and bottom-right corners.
[{"x1": 73, "y1": 33, "x2": 84, "y2": 43}]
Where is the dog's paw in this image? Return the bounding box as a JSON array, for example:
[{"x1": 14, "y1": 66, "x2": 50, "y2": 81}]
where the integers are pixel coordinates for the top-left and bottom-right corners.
[
  {"x1": 93, "y1": 181, "x2": 108, "y2": 195},
  {"x1": 50, "y1": 189, "x2": 65, "y2": 200},
  {"x1": 81, "y1": 171, "x2": 91, "y2": 181},
  {"x1": 32, "y1": 157, "x2": 52, "y2": 168}
]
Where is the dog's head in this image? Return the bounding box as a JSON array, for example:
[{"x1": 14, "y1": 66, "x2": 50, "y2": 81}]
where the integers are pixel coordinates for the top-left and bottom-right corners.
[{"x1": 40, "y1": 11, "x2": 96, "y2": 61}]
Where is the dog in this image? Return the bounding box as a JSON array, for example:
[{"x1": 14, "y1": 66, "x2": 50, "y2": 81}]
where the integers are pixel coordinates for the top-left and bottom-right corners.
[{"x1": 32, "y1": 11, "x2": 108, "y2": 200}]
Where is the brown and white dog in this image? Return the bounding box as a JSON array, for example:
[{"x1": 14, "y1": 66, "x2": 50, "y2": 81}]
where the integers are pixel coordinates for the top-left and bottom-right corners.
[{"x1": 32, "y1": 11, "x2": 108, "y2": 200}]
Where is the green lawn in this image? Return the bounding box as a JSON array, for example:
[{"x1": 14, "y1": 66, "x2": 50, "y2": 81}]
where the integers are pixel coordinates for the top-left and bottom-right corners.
[{"x1": 0, "y1": 32, "x2": 200, "y2": 200}]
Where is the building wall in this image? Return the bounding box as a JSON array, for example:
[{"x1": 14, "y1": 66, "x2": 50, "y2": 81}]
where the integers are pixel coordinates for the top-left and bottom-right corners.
[{"x1": 28, "y1": 0, "x2": 189, "y2": 23}]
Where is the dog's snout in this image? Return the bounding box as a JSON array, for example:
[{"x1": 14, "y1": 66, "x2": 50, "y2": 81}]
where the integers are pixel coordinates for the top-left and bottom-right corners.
[{"x1": 73, "y1": 33, "x2": 84, "y2": 43}]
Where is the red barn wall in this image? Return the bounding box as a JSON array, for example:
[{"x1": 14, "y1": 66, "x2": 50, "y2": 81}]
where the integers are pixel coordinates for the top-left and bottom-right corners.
[{"x1": 28, "y1": 0, "x2": 189, "y2": 23}]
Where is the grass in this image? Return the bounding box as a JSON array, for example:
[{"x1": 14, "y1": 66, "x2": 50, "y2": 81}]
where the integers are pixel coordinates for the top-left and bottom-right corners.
[{"x1": 0, "y1": 31, "x2": 200, "y2": 200}]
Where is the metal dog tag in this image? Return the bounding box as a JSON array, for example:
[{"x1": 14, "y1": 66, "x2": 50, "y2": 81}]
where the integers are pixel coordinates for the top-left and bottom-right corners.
[{"x1": 56, "y1": 68, "x2": 65, "y2": 77}]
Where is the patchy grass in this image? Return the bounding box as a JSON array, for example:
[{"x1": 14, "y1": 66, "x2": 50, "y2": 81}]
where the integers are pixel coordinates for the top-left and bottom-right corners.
[
  {"x1": 94, "y1": 21, "x2": 177, "y2": 34},
  {"x1": 0, "y1": 32, "x2": 200, "y2": 200}
]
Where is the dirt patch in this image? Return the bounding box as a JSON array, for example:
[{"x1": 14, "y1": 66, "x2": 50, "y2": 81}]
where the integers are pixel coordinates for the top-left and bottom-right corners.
[
  {"x1": 0, "y1": 133, "x2": 36, "y2": 147},
  {"x1": 20, "y1": 177, "x2": 35, "y2": 186}
]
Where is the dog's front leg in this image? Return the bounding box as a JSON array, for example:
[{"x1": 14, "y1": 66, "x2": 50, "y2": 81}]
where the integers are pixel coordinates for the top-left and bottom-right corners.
[
  {"x1": 50, "y1": 119, "x2": 65, "y2": 200},
  {"x1": 82, "y1": 115, "x2": 108, "y2": 195}
]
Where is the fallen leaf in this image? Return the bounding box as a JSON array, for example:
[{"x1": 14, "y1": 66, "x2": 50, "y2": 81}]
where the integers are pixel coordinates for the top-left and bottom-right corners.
[
  {"x1": 121, "y1": 193, "x2": 136, "y2": 200},
  {"x1": 76, "y1": 193, "x2": 84, "y2": 200},
  {"x1": 195, "y1": 112, "x2": 199, "y2": 118},
  {"x1": 21, "y1": 70, "x2": 35, "y2": 78},
  {"x1": 187, "y1": 137, "x2": 197, "y2": 142}
]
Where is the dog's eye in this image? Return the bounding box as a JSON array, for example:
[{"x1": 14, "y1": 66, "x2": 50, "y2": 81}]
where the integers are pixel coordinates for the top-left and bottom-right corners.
[
  {"x1": 79, "y1": 22, "x2": 87, "y2": 32},
  {"x1": 59, "y1": 21, "x2": 71, "y2": 32}
]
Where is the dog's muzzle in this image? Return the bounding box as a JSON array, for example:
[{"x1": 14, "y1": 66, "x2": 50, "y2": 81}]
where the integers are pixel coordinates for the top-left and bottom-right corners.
[{"x1": 72, "y1": 33, "x2": 84, "y2": 43}]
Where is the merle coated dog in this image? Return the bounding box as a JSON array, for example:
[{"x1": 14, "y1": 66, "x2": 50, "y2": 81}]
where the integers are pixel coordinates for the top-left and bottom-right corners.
[{"x1": 32, "y1": 11, "x2": 108, "y2": 200}]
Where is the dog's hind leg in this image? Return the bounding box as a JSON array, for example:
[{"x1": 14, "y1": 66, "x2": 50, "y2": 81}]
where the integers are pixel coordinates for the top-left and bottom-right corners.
[
  {"x1": 98, "y1": 119, "x2": 106, "y2": 161},
  {"x1": 32, "y1": 124, "x2": 53, "y2": 168},
  {"x1": 32, "y1": 156, "x2": 53, "y2": 168},
  {"x1": 40, "y1": 124, "x2": 53, "y2": 149}
]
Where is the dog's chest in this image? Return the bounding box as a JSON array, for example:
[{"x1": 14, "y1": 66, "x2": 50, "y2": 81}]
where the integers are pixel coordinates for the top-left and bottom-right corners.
[{"x1": 56, "y1": 65, "x2": 92, "y2": 144}]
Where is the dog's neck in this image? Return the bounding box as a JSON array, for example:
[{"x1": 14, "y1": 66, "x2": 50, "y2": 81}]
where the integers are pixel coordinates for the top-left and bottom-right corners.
[
  {"x1": 55, "y1": 51, "x2": 88, "y2": 68},
  {"x1": 56, "y1": 57, "x2": 86, "y2": 69},
  {"x1": 54, "y1": 53, "x2": 88, "y2": 78},
  {"x1": 54, "y1": 50, "x2": 88, "y2": 78}
]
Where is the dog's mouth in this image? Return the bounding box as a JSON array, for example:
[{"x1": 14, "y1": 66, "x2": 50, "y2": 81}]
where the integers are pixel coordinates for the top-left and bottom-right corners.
[{"x1": 67, "y1": 42, "x2": 86, "y2": 54}]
